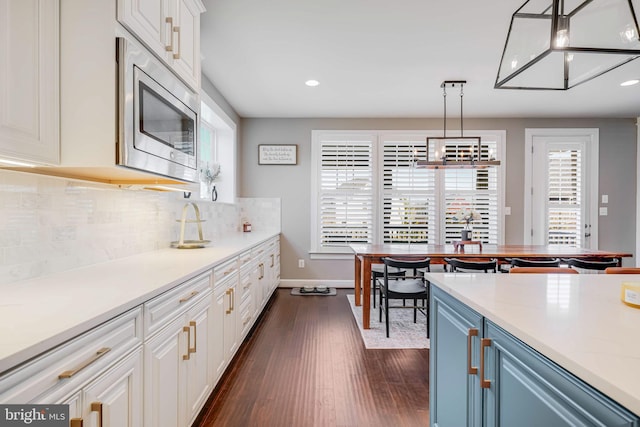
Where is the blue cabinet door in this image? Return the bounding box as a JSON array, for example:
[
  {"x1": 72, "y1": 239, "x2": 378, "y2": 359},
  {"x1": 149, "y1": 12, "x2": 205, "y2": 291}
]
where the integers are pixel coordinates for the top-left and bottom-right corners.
[
  {"x1": 483, "y1": 320, "x2": 640, "y2": 427},
  {"x1": 430, "y1": 285, "x2": 484, "y2": 427}
]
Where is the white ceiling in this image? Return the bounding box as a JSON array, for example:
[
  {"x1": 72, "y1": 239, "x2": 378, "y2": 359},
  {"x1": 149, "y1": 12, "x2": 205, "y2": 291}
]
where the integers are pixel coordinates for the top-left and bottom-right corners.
[{"x1": 200, "y1": 0, "x2": 640, "y2": 119}]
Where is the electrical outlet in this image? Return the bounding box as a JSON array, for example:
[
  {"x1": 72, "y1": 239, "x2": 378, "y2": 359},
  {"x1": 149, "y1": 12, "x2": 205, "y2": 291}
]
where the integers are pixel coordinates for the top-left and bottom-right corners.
[{"x1": 298, "y1": 259, "x2": 305, "y2": 268}]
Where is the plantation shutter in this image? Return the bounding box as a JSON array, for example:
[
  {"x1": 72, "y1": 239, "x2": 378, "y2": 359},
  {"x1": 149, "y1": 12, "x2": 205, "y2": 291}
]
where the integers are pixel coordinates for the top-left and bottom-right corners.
[
  {"x1": 443, "y1": 139, "x2": 499, "y2": 244},
  {"x1": 547, "y1": 146, "x2": 582, "y2": 246},
  {"x1": 381, "y1": 137, "x2": 436, "y2": 243},
  {"x1": 317, "y1": 136, "x2": 374, "y2": 248}
]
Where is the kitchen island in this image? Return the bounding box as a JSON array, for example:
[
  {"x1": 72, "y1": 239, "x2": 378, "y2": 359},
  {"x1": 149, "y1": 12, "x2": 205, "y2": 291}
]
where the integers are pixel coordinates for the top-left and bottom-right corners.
[{"x1": 426, "y1": 272, "x2": 640, "y2": 426}]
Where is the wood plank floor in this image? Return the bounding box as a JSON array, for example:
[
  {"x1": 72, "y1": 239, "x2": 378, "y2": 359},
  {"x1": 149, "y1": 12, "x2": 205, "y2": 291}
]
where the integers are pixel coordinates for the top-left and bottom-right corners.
[{"x1": 194, "y1": 289, "x2": 430, "y2": 427}]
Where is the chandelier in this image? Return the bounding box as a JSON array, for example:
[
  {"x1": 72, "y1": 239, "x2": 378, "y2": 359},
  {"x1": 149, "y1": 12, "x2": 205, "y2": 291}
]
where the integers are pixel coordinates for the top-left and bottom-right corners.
[
  {"x1": 495, "y1": 0, "x2": 640, "y2": 90},
  {"x1": 416, "y1": 80, "x2": 500, "y2": 169}
]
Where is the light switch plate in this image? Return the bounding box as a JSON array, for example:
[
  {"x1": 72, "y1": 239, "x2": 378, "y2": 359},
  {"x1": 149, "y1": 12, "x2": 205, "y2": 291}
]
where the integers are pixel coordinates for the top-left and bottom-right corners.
[
  {"x1": 504, "y1": 207, "x2": 511, "y2": 215},
  {"x1": 601, "y1": 194, "x2": 608, "y2": 204},
  {"x1": 599, "y1": 207, "x2": 608, "y2": 216}
]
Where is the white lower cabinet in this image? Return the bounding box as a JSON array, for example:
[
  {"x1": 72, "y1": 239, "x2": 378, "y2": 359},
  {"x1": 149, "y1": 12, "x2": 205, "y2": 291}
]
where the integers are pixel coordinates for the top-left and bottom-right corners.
[
  {"x1": 0, "y1": 235, "x2": 281, "y2": 427},
  {"x1": 0, "y1": 308, "x2": 143, "y2": 427},
  {"x1": 143, "y1": 272, "x2": 213, "y2": 427}
]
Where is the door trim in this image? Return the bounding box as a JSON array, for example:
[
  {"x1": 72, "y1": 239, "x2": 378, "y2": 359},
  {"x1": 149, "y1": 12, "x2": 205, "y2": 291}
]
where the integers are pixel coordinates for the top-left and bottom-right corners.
[{"x1": 524, "y1": 128, "x2": 599, "y2": 248}]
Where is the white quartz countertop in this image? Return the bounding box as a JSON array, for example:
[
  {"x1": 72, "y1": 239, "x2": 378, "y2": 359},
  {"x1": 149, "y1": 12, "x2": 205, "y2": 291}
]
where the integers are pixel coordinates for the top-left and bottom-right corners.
[
  {"x1": 425, "y1": 272, "x2": 640, "y2": 417},
  {"x1": 0, "y1": 231, "x2": 279, "y2": 375}
]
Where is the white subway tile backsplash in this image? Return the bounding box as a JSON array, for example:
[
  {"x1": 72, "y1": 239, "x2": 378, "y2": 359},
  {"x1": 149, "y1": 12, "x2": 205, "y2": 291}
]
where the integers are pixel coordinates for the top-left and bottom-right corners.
[{"x1": 0, "y1": 170, "x2": 281, "y2": 286}]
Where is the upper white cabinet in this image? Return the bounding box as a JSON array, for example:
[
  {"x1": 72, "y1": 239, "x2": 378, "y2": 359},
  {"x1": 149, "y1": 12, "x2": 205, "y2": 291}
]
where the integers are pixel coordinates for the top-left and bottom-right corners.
[
  {"x1": 0, "y1": 0, "x2": 59, "y2": 165},
  {"x1": 117, "y1": 0, "x2": 205, "y2": 91}
]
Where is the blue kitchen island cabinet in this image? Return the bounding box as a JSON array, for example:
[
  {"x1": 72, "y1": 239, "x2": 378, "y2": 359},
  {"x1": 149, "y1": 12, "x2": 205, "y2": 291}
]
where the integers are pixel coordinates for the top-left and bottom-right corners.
[{"x1": 430, "y1": 285, "x2": 640, "y2": 427}]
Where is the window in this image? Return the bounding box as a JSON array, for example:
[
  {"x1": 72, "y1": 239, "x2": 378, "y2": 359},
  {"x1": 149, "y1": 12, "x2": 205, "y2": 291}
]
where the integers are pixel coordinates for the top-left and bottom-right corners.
[
  {"x1": 311, "y1": 130, "x2": 505, "y2": 254},
  {"x1": 199, "y1": 91, "x2": 237, "y2": 203}
]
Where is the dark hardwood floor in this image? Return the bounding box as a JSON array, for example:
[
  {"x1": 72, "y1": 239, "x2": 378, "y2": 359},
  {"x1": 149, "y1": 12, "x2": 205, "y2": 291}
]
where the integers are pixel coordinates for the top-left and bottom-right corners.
[{"x1": 194, "y1": 288, "x2": 430, "y2": 427}]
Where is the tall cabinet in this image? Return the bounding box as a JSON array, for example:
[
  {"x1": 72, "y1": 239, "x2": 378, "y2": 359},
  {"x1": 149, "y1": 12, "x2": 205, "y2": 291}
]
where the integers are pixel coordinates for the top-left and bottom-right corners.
[
  {"x1": 429, "y1": 285, "x2": 640, "y2": 427},
  {"x1": 0, "y1": 0, "x2": 59, "y2": 165}
]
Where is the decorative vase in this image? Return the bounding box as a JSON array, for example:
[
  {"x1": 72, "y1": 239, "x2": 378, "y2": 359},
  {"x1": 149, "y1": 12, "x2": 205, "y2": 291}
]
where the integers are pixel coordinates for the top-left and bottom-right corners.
[
  {"x1": 461, "y1": 229, "x2": 471, "y2": 241},
  {"x1": 211, "y1": 185, "x2": 218, "y2": 201}
]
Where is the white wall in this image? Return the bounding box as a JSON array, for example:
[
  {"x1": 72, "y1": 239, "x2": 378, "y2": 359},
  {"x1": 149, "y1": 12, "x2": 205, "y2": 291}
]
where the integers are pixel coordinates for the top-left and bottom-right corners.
[{"x1": 240, "y1": 117, "x2": 637, "y2": 282}]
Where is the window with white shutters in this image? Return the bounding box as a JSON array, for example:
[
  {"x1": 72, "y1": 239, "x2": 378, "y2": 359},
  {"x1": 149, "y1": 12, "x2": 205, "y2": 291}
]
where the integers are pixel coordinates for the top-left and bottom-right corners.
[
  {"x1": 547, "y1": 147, "x2": 582, "y2": 246},
  {"x1": 311, "y1": 130, "x2": 505, "y2": 253},
  {"x1": 314, "y1": 133, "x2": 374, "y2": 249},
  {"x1": 381, "y1": 136, "x2": 436, "y2": 243}
]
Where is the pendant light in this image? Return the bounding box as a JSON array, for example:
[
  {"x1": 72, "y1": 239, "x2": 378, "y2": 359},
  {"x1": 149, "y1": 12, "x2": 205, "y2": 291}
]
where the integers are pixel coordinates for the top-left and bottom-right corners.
[
  {"x1": 416, "y1": 80, "x2": 500, "y2": 169},
  {"x1": 495, "y1": 0, "x2": 640, "y2": 90}
]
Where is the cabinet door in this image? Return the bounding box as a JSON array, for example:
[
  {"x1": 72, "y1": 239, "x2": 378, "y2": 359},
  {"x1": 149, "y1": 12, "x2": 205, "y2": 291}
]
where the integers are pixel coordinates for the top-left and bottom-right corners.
[
  {"x1": 223, "y1": 281, "x2": 239, "y2": 360},
  {"x1": 169, "y1": 0, "x2": 202, "y2": 90},
  {"x1": 429, "y1": 285, "x2": 484, "y2": 427},
  {"x1": 144, "y1": 316, "x2": 187, "y2": 427},
  {"x1": 0, "y1": 0, "x2": 59, "y2": 165},
  {"x1": 117, "y1": 0, "x2": 171, "y2": 56},
  {"x1": 184, "y1": 298, "x2": 213, "y2": 427},
  {"x1": 483, "y1": 320, "x2": 639, "y2": 427},
  {"x1": 211, "y1": 288, "x2": 227, "y2": 383},
  {"x1": 81, "y1": 349, "x2": 143, "y2": 427}
]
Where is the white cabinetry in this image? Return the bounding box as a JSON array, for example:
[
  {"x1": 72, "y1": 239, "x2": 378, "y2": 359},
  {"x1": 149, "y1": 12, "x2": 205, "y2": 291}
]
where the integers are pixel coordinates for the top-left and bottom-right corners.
[
  {"x1": 0, "y1": 0, "x2": 59, "y2": 165},
  {"x1": 0, "y1": 308, "x2": 143, "y2": 427},
  {"x1": 117, "y1": 0, "x2": 205, "y2": 90},
  {"x1": 143, "y1": 271, "x2": 213, "y2": 427},
  {"x1": 212, "y1": 257, "x2": 239, "y2": 380}
]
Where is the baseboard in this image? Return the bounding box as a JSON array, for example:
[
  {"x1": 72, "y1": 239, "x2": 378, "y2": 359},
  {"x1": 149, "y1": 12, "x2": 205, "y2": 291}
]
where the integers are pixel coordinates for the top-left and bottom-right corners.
[{"x1": 278, "y1": 279, "x2": 353, "y2": 289}]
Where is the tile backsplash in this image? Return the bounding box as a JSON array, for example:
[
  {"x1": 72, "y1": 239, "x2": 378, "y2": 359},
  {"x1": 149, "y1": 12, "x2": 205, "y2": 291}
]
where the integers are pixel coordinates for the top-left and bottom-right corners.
[{"x1": 0, "y1": 170, "x2": 280, "y2": 285}]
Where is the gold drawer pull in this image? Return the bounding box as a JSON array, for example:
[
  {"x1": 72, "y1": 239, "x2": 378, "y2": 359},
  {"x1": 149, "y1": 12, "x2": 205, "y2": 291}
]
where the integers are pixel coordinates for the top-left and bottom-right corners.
[
  {"x1": 225, "y1": 289, "x2": 232, "y2": 314},
  {"x1": 270, "y1": 254, "x2": 274, "y2": 267},
  {"x1": 467, "y1": 328, "x2": 478, "y2": 375},
  {"x1": 59, "y1": 347, "x2": 111, "y2": 379},
  {"x1": 91, "y1": 402, "x2": 103, "y2": 427},
  {"x1": 480, "y1": 338, "x2": 492, "y2": 389},
  {"x1": 183, "y1": 326, "x2": 191, "y2": 360},
  {"x1": 172, "y1": 26, "x2": 181, "y2": 59},
  {"x1": 179, "y1": 290, "x2": 199, "y2": 303}
]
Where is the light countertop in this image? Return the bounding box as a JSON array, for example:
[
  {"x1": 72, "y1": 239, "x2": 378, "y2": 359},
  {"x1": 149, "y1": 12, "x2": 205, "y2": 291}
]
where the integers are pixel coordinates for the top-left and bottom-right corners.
[
  {"x1": 0, "y1": 231, "x2": 279, "y2": 375},
  {"x1": 425, "y1": 272, "x2": 640, "y2": 417}
]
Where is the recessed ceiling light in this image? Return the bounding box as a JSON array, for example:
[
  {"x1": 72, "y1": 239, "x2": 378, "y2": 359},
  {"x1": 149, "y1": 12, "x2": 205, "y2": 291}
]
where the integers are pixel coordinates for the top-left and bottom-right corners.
[
  {"x1": 305, "y1": 80, "x2": 319, "y2": 87},
  {"x1": 620, "y1": 79, "x2": 639, "y2": 87}
]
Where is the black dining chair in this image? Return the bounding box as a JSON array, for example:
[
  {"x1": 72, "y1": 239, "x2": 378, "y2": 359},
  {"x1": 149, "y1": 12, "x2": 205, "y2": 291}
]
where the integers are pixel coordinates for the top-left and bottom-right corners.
[
  {"x1": 563, "y1": 258, "x2": 620, "y2": 273},
  {"x1": 378, "y1": 257, "x2": 431, "y2": 338},
  {"x1": 371, "y1": 264, "x2": 406, "y2": 308},
  {"x1": 444, "y1": 258, "x2": 498, "y2": 273},
  {"x1": 510, "y1": 258, "x2": 561, "y2": 267}
]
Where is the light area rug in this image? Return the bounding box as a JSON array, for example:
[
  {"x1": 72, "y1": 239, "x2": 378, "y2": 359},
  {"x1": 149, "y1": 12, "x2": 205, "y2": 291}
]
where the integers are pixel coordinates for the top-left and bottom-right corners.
[{"x1": 346, "y1": 294, "x2": 430, "y2": 350}]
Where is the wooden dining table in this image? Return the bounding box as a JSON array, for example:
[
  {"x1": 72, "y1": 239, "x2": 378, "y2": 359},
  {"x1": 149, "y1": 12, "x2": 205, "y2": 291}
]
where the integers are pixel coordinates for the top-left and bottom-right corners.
[{"x1": 350, "y1": 243, "x2": 633, "y2": 329}]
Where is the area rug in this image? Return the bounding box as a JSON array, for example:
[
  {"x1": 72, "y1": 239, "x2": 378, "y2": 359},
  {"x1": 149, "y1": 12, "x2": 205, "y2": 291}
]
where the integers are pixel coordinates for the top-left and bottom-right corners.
[{"x1": 346, "y1": 294, "x2": 430, "y2": 350}]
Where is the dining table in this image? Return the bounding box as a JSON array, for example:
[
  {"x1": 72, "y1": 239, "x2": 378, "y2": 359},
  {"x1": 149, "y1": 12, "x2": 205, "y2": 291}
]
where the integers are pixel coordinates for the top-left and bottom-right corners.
[{"x1": 349, "y1": 243, "x2": 633, "y2": 329}]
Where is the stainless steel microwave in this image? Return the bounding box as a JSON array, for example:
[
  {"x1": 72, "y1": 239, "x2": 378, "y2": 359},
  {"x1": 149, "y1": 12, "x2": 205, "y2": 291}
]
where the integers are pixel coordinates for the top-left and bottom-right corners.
[{"x1": 117, "y1": 37, "x2": 198, "y2": 183}]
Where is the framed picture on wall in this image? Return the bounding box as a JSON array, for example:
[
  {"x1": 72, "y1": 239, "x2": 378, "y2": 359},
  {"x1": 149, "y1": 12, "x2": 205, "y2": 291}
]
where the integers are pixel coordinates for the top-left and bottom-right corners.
[{"x1": 258, "y1": 144, "x2": 298, "y2": 165}]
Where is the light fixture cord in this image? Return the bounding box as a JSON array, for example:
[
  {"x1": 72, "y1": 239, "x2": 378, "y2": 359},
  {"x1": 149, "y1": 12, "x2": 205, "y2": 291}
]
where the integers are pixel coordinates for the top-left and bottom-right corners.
[
  {"x1": 443, "y1": 84, "x2": 447, "y2": 138},
  {"x1": 460, "y1": 83, "x2": 464, "y2": 138}
]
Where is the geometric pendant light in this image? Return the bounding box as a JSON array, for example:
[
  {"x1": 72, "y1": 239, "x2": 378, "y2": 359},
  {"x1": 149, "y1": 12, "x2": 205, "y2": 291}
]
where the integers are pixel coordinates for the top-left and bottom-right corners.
[{"x1": 495, "y1": 0, "x2": 640, "y2": 90}]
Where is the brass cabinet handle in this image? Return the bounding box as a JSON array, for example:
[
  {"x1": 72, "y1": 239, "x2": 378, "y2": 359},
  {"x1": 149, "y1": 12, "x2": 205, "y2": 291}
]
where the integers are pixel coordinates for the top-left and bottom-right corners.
[
  {"x1": 270, "y1": 254, "x2": 274, "y2": 267},
  {"x1": 91, "y1": 402, "x2": 103, "y2": 427},
  {"x1": 179, "y1": 290, "x2": 199, "y2": 303},
  {"x1": 189, "y1": 321, "x2": 197, "y2": 354},
  {"x1": 467, "y1": 328, "x2": 478, "y2": 375},
  {"x1": 259, "y1": 263, "x2": 265, "y2": 280},
  {"x1": 183, "y1": 326, "x2": 191, "y2": 360},
  {"x1": 231, "y1": 288, "x2": 235, "y2": 312},
  {"x1": 480, "y1": 338, "x2": 492, "y2": 389},
  {"x1": 225, "y1": 289, "x2": 232, "y2": 314},
  {"x1": 70, "y1": 419, "x2": 83, "y2": 427},
  {"x1": 58, "y1": 348, "x2": 111, "y2": 379},
  {"x1": 172, "y1": 26, "x2": 181, "y2": 59},
  {"x1": 165, "y1": 17, "x2": 174, "y2": 51}
]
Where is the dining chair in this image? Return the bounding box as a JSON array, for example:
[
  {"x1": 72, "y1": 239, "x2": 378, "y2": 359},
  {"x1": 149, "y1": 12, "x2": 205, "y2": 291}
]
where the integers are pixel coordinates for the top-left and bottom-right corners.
[
  {"x1": 510, "y1": 267, "x2": 578, "y2": 274},
  {"x1": 510, "y1": 258, "x2": 561, "y2": 267},
  {"x1": 371, "y1": 264, "x2": 406, "y2": 308},
  {"x1": 604, "y1": 267, "x2": 640, "y2": 274},
  {"x1": 444, "y1": 258, "x2": 497, "y2": 273},
  {"x1": 378, "y1": 257, "x2": 431, "y2": 338},
  {"x1": 563, "y1": 258, "x2": 620, "y2": 273}
]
